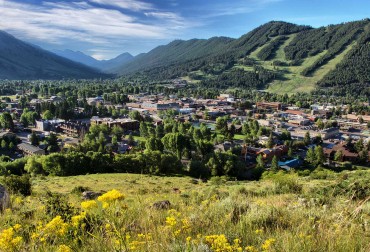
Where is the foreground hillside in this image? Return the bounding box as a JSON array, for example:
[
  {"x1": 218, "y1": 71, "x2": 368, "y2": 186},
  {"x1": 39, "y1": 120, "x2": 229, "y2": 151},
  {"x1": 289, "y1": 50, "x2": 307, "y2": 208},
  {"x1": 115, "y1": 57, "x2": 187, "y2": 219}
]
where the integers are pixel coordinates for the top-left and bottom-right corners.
[
  {"x1": 1, "y1": 170, "x2": 369, "y2": 251},
  {"x1": 0, "y1": 31, "x2": 108, "y2": 80},
  {"x1": 116, "y1": 20, "x2": 370, "y2": 96}
]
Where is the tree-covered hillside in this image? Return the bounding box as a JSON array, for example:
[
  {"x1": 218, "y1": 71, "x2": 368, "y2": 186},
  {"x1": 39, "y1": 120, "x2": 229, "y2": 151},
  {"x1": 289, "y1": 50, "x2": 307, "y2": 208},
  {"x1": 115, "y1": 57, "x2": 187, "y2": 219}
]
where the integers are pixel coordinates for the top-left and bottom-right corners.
[
  {"x1": 116, "y1": 19, "x2": 370, "y2": 96},
  {"x1": 0, "y1": 31, "x2": 108, "y2": 80}
]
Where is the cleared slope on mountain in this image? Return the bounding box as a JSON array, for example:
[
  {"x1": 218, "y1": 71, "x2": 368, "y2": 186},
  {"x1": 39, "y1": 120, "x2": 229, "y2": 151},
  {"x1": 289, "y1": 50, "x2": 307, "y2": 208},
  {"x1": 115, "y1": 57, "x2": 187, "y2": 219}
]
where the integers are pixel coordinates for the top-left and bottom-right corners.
[{"x1": 0, "y1": 31, "x2": 107, "y2": 80}]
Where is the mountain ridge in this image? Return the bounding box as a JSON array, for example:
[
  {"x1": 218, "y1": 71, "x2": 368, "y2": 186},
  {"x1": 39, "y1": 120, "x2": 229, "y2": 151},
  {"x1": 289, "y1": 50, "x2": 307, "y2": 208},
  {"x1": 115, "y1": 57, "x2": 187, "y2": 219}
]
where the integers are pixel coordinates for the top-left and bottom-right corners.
[
  {"x1": 113, "y1": 20, "x2": 370, "y2": 95},
  {"x1": 51, "y1": 49, "x2": 134, "y2": 72},
  {"x1": 0, "y1": 31, "x2": 108, "y2": 80}
]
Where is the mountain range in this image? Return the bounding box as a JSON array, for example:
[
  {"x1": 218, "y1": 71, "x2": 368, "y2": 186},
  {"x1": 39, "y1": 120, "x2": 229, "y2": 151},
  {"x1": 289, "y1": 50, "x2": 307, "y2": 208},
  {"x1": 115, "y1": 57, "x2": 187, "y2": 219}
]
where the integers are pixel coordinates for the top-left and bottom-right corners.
[
  {"x1": 52, "y1": 49, "x2": 133, "y2": 72},
  {"x1": 0, "y1": 31, "x2": 108, "y2": 80},
  {"x1": 0, "y1": 19, "x2": 370, "y2": 95}
]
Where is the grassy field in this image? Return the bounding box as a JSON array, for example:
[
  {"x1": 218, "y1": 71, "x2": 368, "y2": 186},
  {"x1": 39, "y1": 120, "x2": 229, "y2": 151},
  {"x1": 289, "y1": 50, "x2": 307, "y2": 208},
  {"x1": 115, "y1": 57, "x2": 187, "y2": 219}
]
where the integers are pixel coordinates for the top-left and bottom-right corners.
[{"x1": 1, "y1": 169, "x2": 370, "y2": 251}]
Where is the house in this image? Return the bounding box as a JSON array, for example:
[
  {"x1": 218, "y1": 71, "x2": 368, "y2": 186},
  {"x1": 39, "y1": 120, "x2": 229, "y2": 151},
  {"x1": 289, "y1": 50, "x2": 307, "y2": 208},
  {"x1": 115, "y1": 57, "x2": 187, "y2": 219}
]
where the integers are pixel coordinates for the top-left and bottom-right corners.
[
  {"x1": 323, "y1": 142, "x2": 358, "y2": 162},
  {"x1": 17, "y1": 143, "x2": 45, "y2": 156},
  {"x1": 256, "y1": 145, "x2": 288, "y2": 160},
  {"x1": 320, "y1": 127, "x2": 339, "y2": 140},
  {"x1": 0, "y1": 131, "x2": 16, "y2": 139},
  {"x1": 214, "y1": 141, "x2": 235, "y2": 152}
]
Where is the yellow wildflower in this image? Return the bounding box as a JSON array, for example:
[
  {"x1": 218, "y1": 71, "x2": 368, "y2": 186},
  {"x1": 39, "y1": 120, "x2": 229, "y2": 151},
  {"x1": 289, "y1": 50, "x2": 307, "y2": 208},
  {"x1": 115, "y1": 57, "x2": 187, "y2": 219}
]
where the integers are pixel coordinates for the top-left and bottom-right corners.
[
  {"x1": 0, "y1": 227, "x2": 23, "y2": 252},
  {"x1": 262, "y1": 238, "x2": 276, "y2": 251},
  {"x1": 174, "y1": 229, "x2": 181, "y2": 237},
  {"x1": 255, "y1": 229, "x2": 263, "y2": 235},
  {"x1": 204, "y1": 234, "x2": 235, "y2": 251},
  {"x1": 186, "y1": 236, "x2": 192, "y2": 243},
  {"x1": 97, "y1": 189, "x2": 125, "y2": 202},
  {"x1": 102, "y1": 202, "x2": 109, "y2": 209},
  {"x1": 13, "y1": 224, "x2": 22, "y2": 232},
  {"x1": 57, "y1": 244, "x2": 73, "y2": 252},
  {"x1": 43, "y1": 216, "x2": 69, "y2": 237},
  {"x1": 245, "y1": 246, "x2": 258, "y2": 252},
  {"x1": 165, "y1": 216, "x2": 177, "y2": 227},
  {"x1": 71, "y1": 213, "x2": 86, "y2": 228},
  {"x1": 14, "y1": 196, "x2": 23, "y2": 205},
  {"x1": 81, "y1": 200, "x2": 98, "y2": 210}
]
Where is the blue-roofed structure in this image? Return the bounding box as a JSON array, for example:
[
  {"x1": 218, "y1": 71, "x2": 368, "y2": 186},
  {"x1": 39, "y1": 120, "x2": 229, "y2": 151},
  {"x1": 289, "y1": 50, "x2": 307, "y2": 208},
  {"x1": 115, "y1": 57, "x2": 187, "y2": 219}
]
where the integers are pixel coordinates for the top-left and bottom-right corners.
[{"x1": 278, "y1": 159, "x2": 303, "y2": 170}]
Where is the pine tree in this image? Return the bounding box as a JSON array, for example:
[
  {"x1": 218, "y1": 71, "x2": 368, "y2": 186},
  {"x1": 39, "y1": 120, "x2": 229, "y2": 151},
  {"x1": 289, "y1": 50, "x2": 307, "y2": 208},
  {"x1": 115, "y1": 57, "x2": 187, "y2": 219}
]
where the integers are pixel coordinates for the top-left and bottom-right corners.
[
  {"x1": 256, "y1": 155, "x2": 265, "y2": 169},
  {"x1": 271, "y1": 155, "x2": 279, "y2": 172},
  {"x1": 305, "y1": 147, "x2": 316, "y2": 165},
  {"x1": 314, "y1": 146, "x2": 326, "y2": 166}
]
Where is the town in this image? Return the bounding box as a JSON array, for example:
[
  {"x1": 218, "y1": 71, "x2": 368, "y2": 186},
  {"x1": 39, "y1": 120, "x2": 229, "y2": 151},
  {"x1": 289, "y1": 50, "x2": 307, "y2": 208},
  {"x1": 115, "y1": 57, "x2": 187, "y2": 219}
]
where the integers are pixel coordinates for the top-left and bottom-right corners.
[{"x1": 0, "y1": 81, "x2": 368, "y2": 178}]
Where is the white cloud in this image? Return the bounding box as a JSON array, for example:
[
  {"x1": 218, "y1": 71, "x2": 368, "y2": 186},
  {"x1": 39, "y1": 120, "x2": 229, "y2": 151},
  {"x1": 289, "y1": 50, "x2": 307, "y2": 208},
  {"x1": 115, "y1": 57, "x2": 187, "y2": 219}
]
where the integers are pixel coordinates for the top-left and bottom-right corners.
[
  {"x1": 0, "y1": 0, "x2": 194, "y2": 57},
  {"x1": 89, "y1": 0, "x2": 153, "y2": 11},
  {"x1": 202, "y1": 0, "x2": 283, "y2": 18}
]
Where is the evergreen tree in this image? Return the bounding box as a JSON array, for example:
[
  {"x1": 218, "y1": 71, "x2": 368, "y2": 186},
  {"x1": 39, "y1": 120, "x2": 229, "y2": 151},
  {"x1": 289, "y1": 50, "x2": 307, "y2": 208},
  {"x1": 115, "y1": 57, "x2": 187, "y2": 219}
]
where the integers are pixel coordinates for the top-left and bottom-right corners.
[
  {"x1": 30, "y1": 132, "x2": 39, "y2": 146},
  {"x1": 305, "y1": 147, "x2": 316, "y2": 165},
  {"x1": 314, "y1": 146, "x2": 326, "y2": 166},
  {"x1": 334, "y1": 150, "x2": 343, "y2": 162},
  {"x1": 266, "y1": 132, "x2": 274, "y2": 148},
  {"x1": 271, "y1": 155, "x2": 279, "y2": 172},
  {"x1": 256, "y1": 155, "x2": 265, "y2": 169},
  {"x1": 1, "y1": 139, "x2": 7, "y2": 149},
  {"x1": 304, "y1": 131, "x2": 311, "y2": 146}
]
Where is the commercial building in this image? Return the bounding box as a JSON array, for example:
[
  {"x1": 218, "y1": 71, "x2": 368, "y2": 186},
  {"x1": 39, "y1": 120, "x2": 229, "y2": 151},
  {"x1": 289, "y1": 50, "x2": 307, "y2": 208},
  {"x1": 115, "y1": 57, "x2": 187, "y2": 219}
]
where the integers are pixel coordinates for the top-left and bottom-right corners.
[{"x1": 90, "y1": 117, "x2": 139, "y2": 131}]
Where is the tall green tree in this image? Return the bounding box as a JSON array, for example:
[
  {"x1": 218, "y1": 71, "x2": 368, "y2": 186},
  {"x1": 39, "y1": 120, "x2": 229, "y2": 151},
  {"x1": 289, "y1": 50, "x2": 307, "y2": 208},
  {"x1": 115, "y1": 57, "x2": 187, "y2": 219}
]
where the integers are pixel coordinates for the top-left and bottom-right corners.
[
  {"x1": 0, "y1": 112, "x2": 14, "y2": 131},
  {"x1": 314, "y1": 146, "x2": 326, "y2": 166},
  {"x1": 271, "y1": 155, "x2": 279, "y2": 172}
]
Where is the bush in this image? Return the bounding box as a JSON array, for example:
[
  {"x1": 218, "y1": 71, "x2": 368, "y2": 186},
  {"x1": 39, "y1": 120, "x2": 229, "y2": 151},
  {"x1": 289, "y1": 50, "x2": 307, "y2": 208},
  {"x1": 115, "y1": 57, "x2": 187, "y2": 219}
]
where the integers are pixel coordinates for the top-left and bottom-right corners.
[
  {"x1": 44, "y1": 191, "x2": 75, "y2": 220},
  {"x1": 263, "y1": 171, "x2": 302, "y2": 194},
  {"x1": 71, "y1": 186, "x2": 91, "y2": 195},
  {"x1": 309, "y1": 167, "x2": 336, "y2": 180},
  {"x1": 208, "y1": 176, "x2": 228, "y2": 186},
  {"x1": 2, "y1": 174, "x2": 32, "y2": 196}
]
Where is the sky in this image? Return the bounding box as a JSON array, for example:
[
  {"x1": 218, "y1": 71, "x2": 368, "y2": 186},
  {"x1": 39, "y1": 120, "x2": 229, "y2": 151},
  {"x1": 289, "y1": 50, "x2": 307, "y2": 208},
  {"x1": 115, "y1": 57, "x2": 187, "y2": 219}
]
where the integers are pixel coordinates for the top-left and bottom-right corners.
[{"x1": 1, "y1": 0, "x2": 370, "y2": 60}]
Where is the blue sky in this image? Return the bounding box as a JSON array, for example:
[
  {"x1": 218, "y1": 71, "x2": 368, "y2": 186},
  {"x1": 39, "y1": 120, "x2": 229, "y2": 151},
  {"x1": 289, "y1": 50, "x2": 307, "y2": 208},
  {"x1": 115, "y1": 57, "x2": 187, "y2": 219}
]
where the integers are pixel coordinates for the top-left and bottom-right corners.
[{"x1": 1, "y1": 0, "x2": 369, "y2": 59}]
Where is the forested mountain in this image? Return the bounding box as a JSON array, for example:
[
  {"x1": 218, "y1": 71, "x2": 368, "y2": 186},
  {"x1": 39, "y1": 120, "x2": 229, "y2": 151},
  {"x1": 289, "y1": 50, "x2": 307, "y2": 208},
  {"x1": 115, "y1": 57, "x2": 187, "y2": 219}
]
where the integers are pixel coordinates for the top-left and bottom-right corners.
[
  {"x1": 52, "y1": 50, "x2": 133, "y2": 72},
  {"x1": 114, "y1": 37, "x2": 235, "y2": 75},
  {"x1": 0, "y1": 31, "x2": 108, "y2": 80},
  {"x1": 116, "y1": 20, "x2": 370, "y2": 96}
]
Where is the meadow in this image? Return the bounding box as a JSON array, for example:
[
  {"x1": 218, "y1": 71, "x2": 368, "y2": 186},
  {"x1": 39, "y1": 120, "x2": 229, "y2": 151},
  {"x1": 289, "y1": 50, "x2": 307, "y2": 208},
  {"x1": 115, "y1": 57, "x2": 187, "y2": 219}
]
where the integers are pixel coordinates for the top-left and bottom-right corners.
[{"x1": 1, "y1": 169, "x2": 369, "y2": 252}]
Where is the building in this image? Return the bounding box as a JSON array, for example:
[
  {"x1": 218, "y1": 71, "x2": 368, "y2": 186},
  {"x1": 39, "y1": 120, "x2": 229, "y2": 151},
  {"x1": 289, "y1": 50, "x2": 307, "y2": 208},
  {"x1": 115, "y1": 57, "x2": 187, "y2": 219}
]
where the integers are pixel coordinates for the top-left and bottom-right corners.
[
  {"x1": 323, "y1": 143, "x2": 358, "y2": 162},
  {"x1": 87, "y1": 96, "x2": 104, "y2": 106},
  {"x1": 17, "y1": 143, "x2": 45, "y2": 156},
  {"x1": 36, "y1": 119, "x2": 65, "y2": 132},
  {"x1": 256, "y1": 145, "x2": 288, "y2": 160},
  {"x1": 320, "y1": 128, "x2": 340, "y2": 140},
  {"x1": 90, "y1": 117, "x2": 139, "y2": 131},
  {"x1": 278, "y1": 159, "x2": 303, "y2": 170},
  {"x1": 141, "y1": 101, "x2": 180, "y2": 111},
  {"x1": 288, "y1": 119, "x2": 310, "y2": 126},
  {"x1": 58, "y1": 121, "x2": 88, "y2": 137},
  {"x1": 256, "y1": 102, "x2": 283, "y2": 111},
  {"x1": 344, "y1": 114, "x2": 370, "y2": 123},
  {"x1": 0, "y1": 131, "x2": 17, "y2": 139}
]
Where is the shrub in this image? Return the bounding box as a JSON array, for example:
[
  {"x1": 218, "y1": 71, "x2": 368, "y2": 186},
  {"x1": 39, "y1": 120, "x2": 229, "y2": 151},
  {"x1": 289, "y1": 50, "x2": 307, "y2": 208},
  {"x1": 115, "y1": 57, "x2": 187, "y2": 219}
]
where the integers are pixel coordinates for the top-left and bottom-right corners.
[
  {"x1": 71, "y1": 186, "x2": 91, "y2": 195},
  {"x1": 263, "y1": 171, "x2": 302, "y2": 194},
  {"x1": 44, "y1": 191, "x2": 75, "y2": 221},
  {"x1": 309, "y1": 167, "x2": 336, "y2": 180},
  {"x1": 2, "y1": 174, "x2": 32, "y2": 196},
  {"x1": 208, "y1": 176, "x2": 228, "y2": 186}
]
